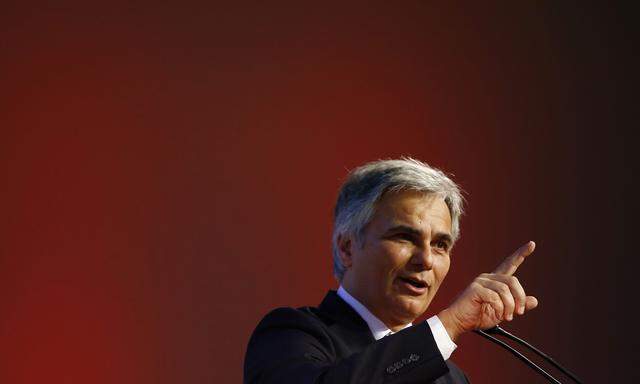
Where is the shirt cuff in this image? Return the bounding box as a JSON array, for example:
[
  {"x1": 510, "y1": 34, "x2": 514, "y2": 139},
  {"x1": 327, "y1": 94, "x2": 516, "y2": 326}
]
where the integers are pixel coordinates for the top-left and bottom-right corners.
[{"x1": 426, "y1": 315, "x2": 457, "y2": 360}]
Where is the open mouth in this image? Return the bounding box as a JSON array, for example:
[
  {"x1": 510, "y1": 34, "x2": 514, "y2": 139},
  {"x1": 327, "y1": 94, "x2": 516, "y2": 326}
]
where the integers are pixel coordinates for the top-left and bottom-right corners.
[{"x1": 398, "y1": 277, "x2": 428, "y2": 289}]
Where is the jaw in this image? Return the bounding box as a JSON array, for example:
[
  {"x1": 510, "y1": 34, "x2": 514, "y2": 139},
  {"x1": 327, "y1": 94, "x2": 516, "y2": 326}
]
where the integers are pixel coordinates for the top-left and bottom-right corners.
[
  {"x1": 383, "y1": 291, "x2": 433, "y2": 329},
  {"x1": 342, "y1": 272, "x2": 436, "y2": 329}
]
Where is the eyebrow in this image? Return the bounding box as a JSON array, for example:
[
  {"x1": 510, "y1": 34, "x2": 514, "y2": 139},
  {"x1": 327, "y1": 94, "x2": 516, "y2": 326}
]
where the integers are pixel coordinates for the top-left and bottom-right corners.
[
  {"x1": 386, "y1": 225, "x2": 422, "y2": 237},
  {"x1": 386, "y1": 225, "x2": 454, "y2": 245}
]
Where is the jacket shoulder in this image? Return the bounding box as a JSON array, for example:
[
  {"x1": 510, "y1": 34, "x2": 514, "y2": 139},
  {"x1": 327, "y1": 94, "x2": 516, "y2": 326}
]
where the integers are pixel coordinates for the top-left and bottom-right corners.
[
  {"x1": 252, "y1": 306, "x2": 328, "y2": 333},
  {"x1": 244, "y1": 306, "x2": 337, "y2": 383},
  {"x1": 248, "y1": 306, "x2": 336, "y2": 354}
]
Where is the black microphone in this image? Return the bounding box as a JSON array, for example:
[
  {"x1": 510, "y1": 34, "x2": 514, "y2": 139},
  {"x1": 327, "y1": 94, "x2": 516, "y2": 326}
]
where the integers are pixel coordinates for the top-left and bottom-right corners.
[{"x1": 473, "y1": 325, "x2": 583, "y2": 384}]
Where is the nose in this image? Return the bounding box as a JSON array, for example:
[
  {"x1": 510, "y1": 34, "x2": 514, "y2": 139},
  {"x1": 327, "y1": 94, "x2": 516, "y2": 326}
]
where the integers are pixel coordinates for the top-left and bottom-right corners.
[{"x1": 410, "y1": 245, "x2": 434, "y2": 270}]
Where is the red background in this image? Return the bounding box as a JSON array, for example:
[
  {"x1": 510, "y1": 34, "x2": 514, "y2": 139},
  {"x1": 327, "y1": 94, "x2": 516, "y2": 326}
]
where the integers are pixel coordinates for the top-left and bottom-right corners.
[{"x1": 1, "y1": 2, "x2": 636, "y2": 383}]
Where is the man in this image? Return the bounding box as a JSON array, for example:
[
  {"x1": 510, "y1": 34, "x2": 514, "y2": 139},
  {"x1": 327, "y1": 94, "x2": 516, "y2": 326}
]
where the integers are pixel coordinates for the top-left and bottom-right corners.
[{"x1": 244, "y1": 158, "x2": 538, "y2": 383}]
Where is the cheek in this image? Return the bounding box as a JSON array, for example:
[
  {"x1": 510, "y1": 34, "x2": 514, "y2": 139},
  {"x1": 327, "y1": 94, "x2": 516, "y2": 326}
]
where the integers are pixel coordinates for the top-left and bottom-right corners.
[
  {"x1": 435, "y1": 257, "x2": 451, "y2": 282},
  {"x1": 383, "y1": 242, "x2": 413, "y2": 264},
  {"x1": 380, "y1": 242, "x2": 412, "y2": 265}
]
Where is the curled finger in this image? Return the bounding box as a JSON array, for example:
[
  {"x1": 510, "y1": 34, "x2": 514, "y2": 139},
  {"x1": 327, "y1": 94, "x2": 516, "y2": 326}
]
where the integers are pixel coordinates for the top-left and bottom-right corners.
[
  {"x1": 486, "y1": 274, "x2": 527, "y2": 315},
  {"x1": 477, "y1": 286, "x2": 505, "y2": 323},
  {"x1": 477, "y1": 277, "x2": 516, "y2": 321}
]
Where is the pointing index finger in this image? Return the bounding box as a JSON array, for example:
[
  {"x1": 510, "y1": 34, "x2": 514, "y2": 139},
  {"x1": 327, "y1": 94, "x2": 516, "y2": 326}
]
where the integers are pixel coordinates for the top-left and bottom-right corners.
[{"x1": 493, "y1": 241, "x2": 536, "y2": 276}]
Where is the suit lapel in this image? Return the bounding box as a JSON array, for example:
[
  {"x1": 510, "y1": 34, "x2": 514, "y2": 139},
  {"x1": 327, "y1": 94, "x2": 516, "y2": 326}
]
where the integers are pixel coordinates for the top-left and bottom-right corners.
[{"x1": 317, "y1": 290, "x2": 375, "y2": 353}]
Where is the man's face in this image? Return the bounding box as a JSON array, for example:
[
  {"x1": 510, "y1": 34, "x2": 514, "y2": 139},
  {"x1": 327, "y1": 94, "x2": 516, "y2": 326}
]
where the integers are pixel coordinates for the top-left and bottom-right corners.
[{"x1": 340, "y1": 190, "x2": 453, "y2": 329}]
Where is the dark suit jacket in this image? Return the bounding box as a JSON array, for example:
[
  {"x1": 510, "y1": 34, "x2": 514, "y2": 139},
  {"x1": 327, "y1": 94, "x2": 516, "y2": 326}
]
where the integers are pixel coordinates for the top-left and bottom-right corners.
[{"x1": 244, "y1": 290, "x2": 470, "y2": 383}]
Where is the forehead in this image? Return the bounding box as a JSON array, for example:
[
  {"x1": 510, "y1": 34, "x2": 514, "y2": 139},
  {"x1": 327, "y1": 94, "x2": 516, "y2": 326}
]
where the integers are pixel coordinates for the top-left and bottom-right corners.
[{"x1": 371, "y1": 190, "x2": 452, "y2": 231}]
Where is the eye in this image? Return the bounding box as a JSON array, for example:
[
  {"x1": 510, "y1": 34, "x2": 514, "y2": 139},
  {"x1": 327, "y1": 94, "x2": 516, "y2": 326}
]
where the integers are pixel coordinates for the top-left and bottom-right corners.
[
  {"x1": 433, "y1": 239, "x2": 449, "y2": 252},
  {"x1": 392, "y1": 232, "x2": 414, "y2": 243},
  {"x1": 394, "y1": 233, "x2": 414, "y2": 242}
]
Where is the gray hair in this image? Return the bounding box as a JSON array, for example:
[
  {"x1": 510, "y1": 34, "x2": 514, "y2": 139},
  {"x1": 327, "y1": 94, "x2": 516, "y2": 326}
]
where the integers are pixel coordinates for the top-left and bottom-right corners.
[{"x1": 332, "y1": 158, "x2": 464, "y2": 281}]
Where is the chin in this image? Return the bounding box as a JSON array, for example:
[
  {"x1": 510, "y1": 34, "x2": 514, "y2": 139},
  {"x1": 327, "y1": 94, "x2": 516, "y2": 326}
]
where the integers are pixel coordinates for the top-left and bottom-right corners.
[{"x1": 392, "y1": 297, "x2": 429, "y2": 323}]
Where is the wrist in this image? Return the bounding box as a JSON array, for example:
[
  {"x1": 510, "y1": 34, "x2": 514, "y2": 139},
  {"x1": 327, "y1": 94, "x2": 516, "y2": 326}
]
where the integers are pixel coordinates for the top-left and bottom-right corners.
[{"x1": 438, "y1": 308, "x2": 465, "y2": 342}]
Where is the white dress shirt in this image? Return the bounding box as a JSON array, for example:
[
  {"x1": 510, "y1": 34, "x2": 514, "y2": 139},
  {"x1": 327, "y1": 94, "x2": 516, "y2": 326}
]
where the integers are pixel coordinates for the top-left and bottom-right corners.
[{"x1": 337, "y1": 286, "x2": 457, "y2": 360}]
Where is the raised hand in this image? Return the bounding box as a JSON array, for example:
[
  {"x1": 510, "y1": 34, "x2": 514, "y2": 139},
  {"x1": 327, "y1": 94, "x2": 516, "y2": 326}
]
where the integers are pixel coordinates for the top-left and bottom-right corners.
[{"x1": 438, "y1": 241, "x2": 539, "y2": 341}]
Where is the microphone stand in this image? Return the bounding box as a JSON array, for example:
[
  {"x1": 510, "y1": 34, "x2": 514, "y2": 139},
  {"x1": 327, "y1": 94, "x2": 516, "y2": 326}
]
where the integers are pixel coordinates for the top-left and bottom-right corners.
[{"x1": 473, "y1": 325, "x2": 583, "y2": 384}]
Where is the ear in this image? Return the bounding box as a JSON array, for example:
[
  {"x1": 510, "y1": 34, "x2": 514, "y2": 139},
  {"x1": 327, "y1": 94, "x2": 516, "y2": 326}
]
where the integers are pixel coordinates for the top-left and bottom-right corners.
[{"x1": 337, "y1": 233, "x2": 354, "y2": 269}]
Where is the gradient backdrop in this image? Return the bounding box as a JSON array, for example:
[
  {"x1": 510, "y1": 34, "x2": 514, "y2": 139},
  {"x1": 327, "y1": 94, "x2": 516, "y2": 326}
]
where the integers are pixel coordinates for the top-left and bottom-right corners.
[{"x1": 1, "y1": 2, "x2": 636, "y2": 383}]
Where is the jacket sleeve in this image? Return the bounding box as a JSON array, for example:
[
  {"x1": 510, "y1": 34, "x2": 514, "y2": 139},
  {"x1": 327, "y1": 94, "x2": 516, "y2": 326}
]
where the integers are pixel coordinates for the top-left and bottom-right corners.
[{"x1": 243, "y1": 308, "x2": 451, "y2": 384}]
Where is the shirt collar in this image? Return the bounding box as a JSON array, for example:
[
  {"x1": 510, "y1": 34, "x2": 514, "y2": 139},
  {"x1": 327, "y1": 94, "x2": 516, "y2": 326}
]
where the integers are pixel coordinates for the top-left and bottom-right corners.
[{"x1": 337, "y1": 286, "x2": 411, "y2": 340}]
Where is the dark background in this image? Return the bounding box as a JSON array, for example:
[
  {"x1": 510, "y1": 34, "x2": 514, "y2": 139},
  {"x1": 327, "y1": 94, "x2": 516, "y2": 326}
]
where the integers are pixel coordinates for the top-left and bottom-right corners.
[{"x1": 1, "y1": 2, "x2": 637, "y2": 383}]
